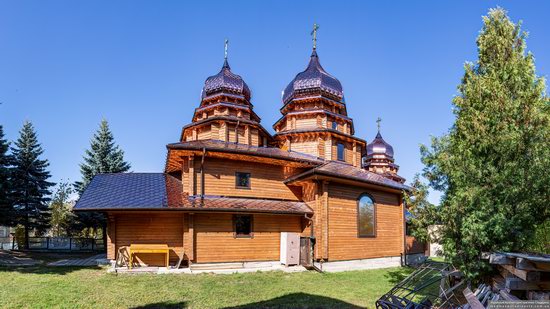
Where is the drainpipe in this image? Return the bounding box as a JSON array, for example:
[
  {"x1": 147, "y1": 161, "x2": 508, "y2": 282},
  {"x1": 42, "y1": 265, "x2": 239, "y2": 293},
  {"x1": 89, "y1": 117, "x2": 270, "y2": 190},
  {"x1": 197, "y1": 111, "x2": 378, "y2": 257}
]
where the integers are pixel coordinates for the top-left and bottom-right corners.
[
  {"x1": 402, "y1": 195, "x2": 407, "y2": 266},
  {"x1": 200, "y1": 148, "x2": 206, "y2": 204}
]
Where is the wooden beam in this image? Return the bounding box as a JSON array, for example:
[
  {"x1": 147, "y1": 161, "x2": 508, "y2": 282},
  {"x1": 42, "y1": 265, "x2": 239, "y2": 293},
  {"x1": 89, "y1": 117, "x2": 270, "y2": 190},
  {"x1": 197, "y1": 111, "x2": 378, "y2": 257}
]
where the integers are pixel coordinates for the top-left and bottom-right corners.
[
  {"x1": 500, "y1": 264, "x2": 541, "y2": 282},
  {"x1": 505, "y1": 277, "x2": 550, "y2": 290},
  {"x1": 489, "y1": 252, "x2": 515, "y2": 265},
  {"x1": 516, "y1": 257, "x2": 550, "y2": 272},
  {"x1": 463, "y1": 287, "x2": 485, "y2": 309}
]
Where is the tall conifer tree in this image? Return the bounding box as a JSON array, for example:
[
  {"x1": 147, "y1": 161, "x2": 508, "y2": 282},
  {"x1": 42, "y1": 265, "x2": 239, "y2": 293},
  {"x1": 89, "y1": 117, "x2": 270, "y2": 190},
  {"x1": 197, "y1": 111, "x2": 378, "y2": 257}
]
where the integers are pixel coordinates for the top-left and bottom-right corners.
[
  {"x1": 11, "y1": 121, "x2": 54, "y2": 248},
  {"x1": 73, "y1": 120, "x2": 130, "y2": 237},
  {"x1": 0, "y1": 125, "x2": 13, "y2": 226},
  {"x1": 421, "y1": 8, "x2": 550, "y2": 279},
  {"x1": 75, "y1": 119, "x2": 130, "y2": 193}
]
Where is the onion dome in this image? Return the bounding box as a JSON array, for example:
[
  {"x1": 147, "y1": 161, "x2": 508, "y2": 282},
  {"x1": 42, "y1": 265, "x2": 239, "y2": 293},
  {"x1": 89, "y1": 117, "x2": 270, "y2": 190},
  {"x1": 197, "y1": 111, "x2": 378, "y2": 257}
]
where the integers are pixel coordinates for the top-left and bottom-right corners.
[
  {"x1": 202, "y1": 59, "x2": 251, "y2": 101},
  {"x1": 282, "y1": 50, "x2": 343, "y2": 103},
  {"x1": 366, "y1": 132, "x2": 394, "y2": 159}
]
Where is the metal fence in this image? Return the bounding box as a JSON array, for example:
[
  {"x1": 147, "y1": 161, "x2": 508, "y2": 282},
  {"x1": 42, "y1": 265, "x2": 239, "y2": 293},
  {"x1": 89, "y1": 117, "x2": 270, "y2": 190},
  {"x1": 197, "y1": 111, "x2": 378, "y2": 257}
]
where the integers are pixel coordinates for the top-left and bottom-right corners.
[{"x1": 10, "y1": 237, "x2": 105, "y2": 251}]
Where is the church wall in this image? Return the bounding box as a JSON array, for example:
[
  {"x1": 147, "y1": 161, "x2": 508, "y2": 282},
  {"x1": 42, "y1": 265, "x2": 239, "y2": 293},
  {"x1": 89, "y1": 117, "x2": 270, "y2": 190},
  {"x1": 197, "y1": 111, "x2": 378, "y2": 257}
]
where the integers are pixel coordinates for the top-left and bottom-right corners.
[
  {"x1": 111, "y1": 212, "x2": 185, "y2": 267},
  {"x1": 193, "y1": 213, "x2": 303, "y2": 263},
  {"x1": 194, "y1": 158, "x2": 302, "y2": 201},
  {"x1": 327, "y1": 184, "x2": 404, "y2": 261},
  {"x1": 290, "y1": 140, "x2": 320, "y2": 158},
  {"x1": 295, "y1": 117, "x2": 319, "y2": 129}
]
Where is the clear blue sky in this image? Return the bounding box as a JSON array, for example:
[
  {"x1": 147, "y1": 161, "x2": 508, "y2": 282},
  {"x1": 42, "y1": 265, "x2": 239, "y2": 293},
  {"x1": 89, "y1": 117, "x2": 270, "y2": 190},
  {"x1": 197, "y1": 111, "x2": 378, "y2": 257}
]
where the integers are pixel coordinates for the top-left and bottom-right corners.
[{"x1": 1, "y1": 1, "x2": 548, "y2": 204}]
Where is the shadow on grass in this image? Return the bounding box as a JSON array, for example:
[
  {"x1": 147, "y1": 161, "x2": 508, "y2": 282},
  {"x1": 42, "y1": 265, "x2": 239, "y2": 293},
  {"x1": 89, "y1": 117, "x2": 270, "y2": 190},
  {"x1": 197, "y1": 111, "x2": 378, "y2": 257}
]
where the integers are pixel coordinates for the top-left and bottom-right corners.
[
  {"x1": 130, "y1": 301, "x2": 188, "y2": 309},
  {"x1": 384, "y1": 267, "x2": 414, "y2": 285},
  {"x1": 223, "y1": 293, "x2": 364, "y2": 309},
  {"x1": 0, "y1": 265, "x2": 103, "y2": 275}
]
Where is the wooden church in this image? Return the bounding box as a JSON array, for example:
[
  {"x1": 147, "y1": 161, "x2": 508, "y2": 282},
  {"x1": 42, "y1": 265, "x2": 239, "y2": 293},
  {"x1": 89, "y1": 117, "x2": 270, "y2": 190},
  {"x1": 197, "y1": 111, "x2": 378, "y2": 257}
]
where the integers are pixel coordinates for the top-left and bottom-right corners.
[{"x1": 75, "y1": 34, "x2": 410, "y2": 270}]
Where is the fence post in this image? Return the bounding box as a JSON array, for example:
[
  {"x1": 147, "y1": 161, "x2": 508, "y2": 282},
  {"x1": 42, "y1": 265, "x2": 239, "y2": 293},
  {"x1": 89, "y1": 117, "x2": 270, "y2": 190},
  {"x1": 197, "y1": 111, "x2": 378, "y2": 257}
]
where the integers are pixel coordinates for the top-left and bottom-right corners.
[
  {"x1": 92, "y1": 238, "x2": 95, "y2": 251},
  {"x1": 69, "y1": 238, "x2": 72, "y2": 250},
  {"x1": 46, "y1": 237, "x2": 49, "y2": 249}
]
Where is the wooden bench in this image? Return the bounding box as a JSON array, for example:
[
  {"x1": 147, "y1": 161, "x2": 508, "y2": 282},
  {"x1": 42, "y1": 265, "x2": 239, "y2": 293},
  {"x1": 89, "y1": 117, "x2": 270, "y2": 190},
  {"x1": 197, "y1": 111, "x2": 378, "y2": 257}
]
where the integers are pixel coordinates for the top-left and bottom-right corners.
[{"x1": 129, "y1": 244, "x2": 170, "y2": 269}]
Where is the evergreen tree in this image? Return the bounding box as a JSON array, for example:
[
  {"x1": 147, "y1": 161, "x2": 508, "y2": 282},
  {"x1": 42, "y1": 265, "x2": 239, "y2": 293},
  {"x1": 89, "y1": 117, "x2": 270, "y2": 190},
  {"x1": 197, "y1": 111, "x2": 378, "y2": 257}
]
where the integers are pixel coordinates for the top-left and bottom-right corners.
[
  {"x1": 75, "y1": 119, "x2": 130, "y2": 193},
  {"x1": 49, "y1": 181, "x2": 74, "y2": 237},
  {"x1": 11, "y1": 121, "x2": 54, "y2": 248},
  {"x1": 0, "y1": 125, "x2": 13, "y2": 226},
  {"x1": 72, "y1": 120, "x2": 130, "y2": 238},
  {"x1": 404, "y1": 175, "x2": 440, "y2": 243},
  {"x1": 421, "y1": 8, "x2": 550, "y2": 280}
]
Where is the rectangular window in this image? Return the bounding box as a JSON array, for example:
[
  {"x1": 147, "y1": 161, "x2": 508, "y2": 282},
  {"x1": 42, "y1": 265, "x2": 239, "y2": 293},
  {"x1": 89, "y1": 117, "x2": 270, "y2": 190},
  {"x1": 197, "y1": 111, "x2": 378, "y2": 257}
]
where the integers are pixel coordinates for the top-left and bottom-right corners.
[
  {"x1": 0, "y1": 228, "x2": 6, "y2": 238},
  {"x1": 234, "y1": 215, "x2": 253, "y2": 238},
  {"x1": 235, "y1": 172, "x2": 251, "y2": 189},
  {"x1": 337, "y1": 143, "x2": 345, "y2": 161}
]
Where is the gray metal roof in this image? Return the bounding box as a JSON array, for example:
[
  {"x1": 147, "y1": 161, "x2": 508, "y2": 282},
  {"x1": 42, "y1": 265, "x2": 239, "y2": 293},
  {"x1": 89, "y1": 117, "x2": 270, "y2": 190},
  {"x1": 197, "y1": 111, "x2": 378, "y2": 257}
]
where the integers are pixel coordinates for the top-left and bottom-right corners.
[{"x1": 74, "y1": 173, "x2": 182, "y2": 210}]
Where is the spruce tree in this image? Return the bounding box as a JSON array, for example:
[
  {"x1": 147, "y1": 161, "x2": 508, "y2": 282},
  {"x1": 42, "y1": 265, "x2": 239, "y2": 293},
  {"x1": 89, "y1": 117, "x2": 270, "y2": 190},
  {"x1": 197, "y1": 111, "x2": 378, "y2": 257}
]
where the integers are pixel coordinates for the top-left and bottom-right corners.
[
  {"x1": 75, "y1": 119, "x2": 131, "y2": 193},
  {"x1": 73, "y1": 120, "x2": 130, "y2": 238},
  {"x1": 421, "y1": 8, "x2": 550, "y2": 280},
  {"x1": 0, "y1": 125, "x2": 13, "y2": 226},
  {"x1": 11, "y1": 121, "x2": 54, "y2": 248}
]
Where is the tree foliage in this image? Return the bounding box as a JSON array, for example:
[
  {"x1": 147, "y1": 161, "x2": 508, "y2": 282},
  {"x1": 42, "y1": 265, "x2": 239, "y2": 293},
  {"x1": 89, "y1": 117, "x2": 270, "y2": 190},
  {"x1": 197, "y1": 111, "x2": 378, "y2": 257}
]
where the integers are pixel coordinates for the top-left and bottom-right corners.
[
  {"x1": 421, "y1": 8, "x2": 550, "y2": 280},
  {"x1": 49, "y1": 182, "x2": 74, "y2": 237},
  {"x1": 75, "y1": 119, "x2": 131, "y2": 193},
  {"x1": 0, "y1": 125, "x2": 13, "y2": 226},
  {"x1": 73, "y1": 120, "x2": 130, "y2": 234},
  {"x1": 404, "y1": 175, "x2": 440, "y2": 243},
  {"x1": 11, "y1": 121, "x2": 54, "y2": 246}
]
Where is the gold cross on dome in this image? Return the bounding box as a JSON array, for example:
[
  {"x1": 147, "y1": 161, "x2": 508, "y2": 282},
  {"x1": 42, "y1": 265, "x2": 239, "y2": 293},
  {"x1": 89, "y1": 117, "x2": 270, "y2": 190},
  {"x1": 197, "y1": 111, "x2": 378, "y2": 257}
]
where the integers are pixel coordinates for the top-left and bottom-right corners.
[
  {"x1": 311, "y1": 23, "x2": 319, "y2": 50},
  {"x1": 376, "y1": 117, "x2": 382, "y2": 132},
  {"x1": 224, "y1": 39, "x2": 229, "y2": 59}
]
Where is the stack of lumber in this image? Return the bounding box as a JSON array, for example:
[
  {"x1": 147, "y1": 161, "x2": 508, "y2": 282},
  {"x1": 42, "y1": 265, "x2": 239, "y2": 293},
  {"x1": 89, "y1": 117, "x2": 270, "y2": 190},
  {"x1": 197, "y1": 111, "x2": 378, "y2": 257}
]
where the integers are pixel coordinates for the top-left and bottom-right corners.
[
  {"x1": 463, "y1": 284, "x2": 505, "y2": 309},
  {"x1": 489, "y1": 252, "x2": 550, "y2": 301}
]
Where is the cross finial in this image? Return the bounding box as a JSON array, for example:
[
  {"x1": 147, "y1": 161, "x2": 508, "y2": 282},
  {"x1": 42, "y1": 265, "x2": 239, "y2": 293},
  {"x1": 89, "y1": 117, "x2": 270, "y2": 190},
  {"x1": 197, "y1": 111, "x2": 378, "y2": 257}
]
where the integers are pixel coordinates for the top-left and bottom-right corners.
[
  {"x1": 224, "y1": 39, "x2": 229, "y2": 60},
  {"x1": 311, "y1": 23, "x2": 319, "y2": 50},
  {"x1": 376, "y1": 117, "x2": 382, "y2": 132}
]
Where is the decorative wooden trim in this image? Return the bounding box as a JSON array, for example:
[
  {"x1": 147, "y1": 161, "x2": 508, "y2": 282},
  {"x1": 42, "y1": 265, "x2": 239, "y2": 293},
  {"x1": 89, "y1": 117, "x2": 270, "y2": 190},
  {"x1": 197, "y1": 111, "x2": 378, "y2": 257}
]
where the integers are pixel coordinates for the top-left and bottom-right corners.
[{"x1": 356, "y1": 193, "x2": 377, "y2": 238}]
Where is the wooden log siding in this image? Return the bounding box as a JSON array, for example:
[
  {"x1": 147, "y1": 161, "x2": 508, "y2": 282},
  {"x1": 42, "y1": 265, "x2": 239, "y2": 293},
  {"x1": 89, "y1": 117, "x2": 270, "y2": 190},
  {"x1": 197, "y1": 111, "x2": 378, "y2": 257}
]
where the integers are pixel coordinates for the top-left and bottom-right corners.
[
  {"x1": 192, "y1": 213, "x2": 303, "y2": 263},
  {"x1": 327, "y1": 184, "x2": 403, "y2": 261},
  {"x1": 114, "y1": 213, "x2": 184, "y2": 267},
  {"x1": 194, "y1": 158, "x2": 301, "y2": 201}
]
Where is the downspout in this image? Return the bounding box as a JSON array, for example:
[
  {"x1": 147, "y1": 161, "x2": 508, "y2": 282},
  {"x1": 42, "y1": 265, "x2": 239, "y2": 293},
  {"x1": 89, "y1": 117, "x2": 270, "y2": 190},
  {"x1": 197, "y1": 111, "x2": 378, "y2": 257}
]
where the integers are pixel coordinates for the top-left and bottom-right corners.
[
  {"x1": 200, "y1": 147, "x2": 206, "y2": 204},
  {"x1": 402, "y1": 194, "x2": 407, "y2": 266}
]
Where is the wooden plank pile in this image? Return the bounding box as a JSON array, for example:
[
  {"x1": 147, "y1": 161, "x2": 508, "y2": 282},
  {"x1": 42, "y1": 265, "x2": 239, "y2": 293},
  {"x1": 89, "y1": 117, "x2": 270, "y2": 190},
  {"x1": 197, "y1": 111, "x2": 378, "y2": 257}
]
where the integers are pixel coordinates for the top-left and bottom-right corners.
[{"x1": 489, "y1": 252, "x2": 550, "y2": 301}]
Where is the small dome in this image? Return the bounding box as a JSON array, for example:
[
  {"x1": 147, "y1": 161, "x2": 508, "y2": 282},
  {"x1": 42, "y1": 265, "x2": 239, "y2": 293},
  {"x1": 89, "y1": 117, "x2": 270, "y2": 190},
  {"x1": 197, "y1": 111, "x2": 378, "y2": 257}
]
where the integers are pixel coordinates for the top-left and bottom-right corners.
[
  {"x1": 202, "y1": 59, "x2": 251, "y2": 101},
  {"x1": 366, "y1": 132, "x2": 394, "y2": 158},
  {"x1": 282, "y1": 50, "x2": 343, "y2": 103}
]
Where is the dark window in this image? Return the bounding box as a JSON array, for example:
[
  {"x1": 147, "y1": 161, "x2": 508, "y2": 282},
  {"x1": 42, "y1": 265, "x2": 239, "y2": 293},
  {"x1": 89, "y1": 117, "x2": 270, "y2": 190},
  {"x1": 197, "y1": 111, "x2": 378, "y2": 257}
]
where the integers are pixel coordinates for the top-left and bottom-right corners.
[
  {"x1": 332, "y1": 121, "x2": 338, "y2": 130},
  {"x1": 358, "y1": 194, "x2": 375, "y2": 237},
  {"x1": 337, "y1": 143, "x2": 345, "y2": 161},
  {"x1": 234, "y1": 215, "x2": 253, "y2": 238},
  {"x1": 235, "y1": 172, "x2": 251, "y2": 189}
]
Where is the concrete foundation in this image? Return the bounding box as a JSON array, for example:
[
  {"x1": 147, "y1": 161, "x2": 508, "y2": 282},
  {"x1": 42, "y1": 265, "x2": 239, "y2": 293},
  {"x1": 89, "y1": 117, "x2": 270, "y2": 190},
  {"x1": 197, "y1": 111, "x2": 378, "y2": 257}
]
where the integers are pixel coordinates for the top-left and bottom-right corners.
[{"x1": 320, "y1": 256, "x2": 402, "y2": 272}]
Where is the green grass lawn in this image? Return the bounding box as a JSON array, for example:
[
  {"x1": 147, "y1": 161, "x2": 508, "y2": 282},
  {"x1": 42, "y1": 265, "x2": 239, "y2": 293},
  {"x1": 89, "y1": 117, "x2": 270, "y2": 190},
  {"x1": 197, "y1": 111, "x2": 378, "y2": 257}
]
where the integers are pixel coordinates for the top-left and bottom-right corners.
[{"x1": 0, "y1": 265, "x2": 412, "y2": 308}]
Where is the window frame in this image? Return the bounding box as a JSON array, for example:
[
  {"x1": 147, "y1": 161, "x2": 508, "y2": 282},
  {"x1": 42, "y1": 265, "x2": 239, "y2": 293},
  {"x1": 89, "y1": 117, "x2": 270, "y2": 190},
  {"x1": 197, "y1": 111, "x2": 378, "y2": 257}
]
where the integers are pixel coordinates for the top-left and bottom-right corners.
[
  {"x1": 357, "y1": 193, "x2": 376, "y2": 238},
  {"x1": 337, "y1": 143, "x2": 345, "y2": 161},
  {"x1": 235, "y1": 172, "x2": 251, "y2": 189},
  {"x1": 233, "y1": 214, "x2": 254, "y2": 238}
]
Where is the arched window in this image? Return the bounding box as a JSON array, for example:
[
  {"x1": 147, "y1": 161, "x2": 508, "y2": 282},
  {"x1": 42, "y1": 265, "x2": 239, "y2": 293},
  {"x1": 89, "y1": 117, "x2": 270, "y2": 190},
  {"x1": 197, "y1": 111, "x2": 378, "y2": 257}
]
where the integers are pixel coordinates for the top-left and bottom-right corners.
[{"x1": 357, "y1": 194, "x2": 376, "y2": 237}]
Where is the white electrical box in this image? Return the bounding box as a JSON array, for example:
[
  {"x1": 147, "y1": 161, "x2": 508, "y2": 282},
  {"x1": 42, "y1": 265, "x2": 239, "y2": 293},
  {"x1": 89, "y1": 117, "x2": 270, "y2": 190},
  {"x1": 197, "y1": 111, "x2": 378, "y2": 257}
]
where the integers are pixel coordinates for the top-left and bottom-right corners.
[{"x1": 280, "y1": 232, "x2": 300, "y2": 266}]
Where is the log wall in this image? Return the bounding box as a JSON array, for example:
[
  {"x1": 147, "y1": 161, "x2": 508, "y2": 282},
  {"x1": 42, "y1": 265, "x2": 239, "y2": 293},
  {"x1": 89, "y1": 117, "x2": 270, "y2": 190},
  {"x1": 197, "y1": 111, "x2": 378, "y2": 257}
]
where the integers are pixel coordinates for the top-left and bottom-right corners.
[{"x1": 327, "y1": 184, "x2": 404, "y2": 261}]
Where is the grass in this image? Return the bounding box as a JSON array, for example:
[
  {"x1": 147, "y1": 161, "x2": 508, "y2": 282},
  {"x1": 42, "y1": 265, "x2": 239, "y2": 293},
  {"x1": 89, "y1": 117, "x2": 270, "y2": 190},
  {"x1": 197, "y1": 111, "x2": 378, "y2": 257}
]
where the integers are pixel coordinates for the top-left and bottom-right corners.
[{"x1": 0, "y1": 265, "x2": 413, "y2": 308}]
